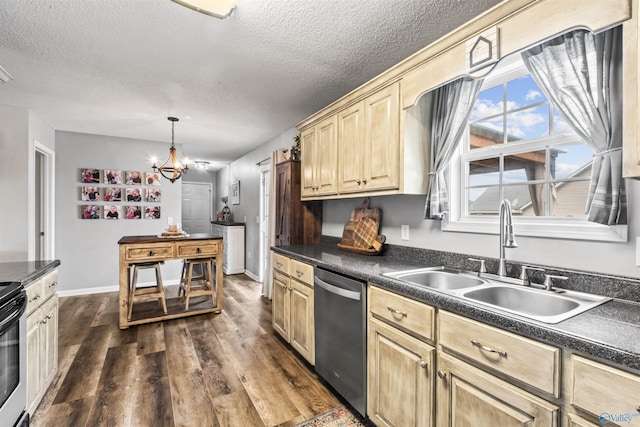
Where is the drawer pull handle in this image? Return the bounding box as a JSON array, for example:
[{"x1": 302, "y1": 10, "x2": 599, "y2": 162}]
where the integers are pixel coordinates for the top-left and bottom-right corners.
[
  {"x1": 196, "y1": 248, "x2": 201, "y2": 254},
  {"x1": 387, "y1": 306, "x2": 407, "y2": 318},
  {"x1": 148, "y1": 251, "x2": 154, "y2": 257},
  {"x1": 636, "y1": 405, "x2": 640, "y2": 412},
  {"x1": 471, "y1": 339, "x2": 507, "y2": 358},
  {"x1": 30, "y1": 295, "x2": 40, "y2": 302},
  {"x1": 419, "y1": 361, "x2": 427, "y2": 369},
  {"x1": 437, "y1": 370, "x2": 447, "y2": 380},
  {"x1": 277, "y1": 262, "x2": 282, "y2": 268},
  {"x1": 295, "y1": 270, "x2": 303, "y2": 277},
  {"x1": 49, "y1": 281, "x2": 57, "y2": 288}
]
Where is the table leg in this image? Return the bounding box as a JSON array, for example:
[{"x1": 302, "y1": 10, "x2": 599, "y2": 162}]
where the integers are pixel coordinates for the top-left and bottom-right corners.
[
  {"x1": 214, "y1": 252, "x2": 223, "y2": 313},
  {"x1": 119, "y1": 255, "x2": 130, "y2": 329}
]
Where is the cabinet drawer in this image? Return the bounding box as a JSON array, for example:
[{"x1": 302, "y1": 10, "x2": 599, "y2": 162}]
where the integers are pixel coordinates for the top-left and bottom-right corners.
[
  {"x1": 571, "y1": 355, "x2": 640, "y2": 420},
  {"x1": 273, "y1": 253, "x2": 290, "y2": 275},
  {"x1": 291, "y1": 260, "x2": 314, "y2": 287},
  {"x1": 126, "y1": 244, "x2": 174, "y2": 261},
  {"x1": 439, "y1": 311, "x2": 560, "y2": 396},
  {"x1": 43, "y1": 270, "x2": 58, "y2": 300},
  {"x1": 177, "y1": 241, "x2": 220, "y2": 257},
  {"x1": 369, "y1": 285, "x2": 435, "y2": 342},
  {"x1": 25, "y1": 278, "x2": 45, "y2": 315}
]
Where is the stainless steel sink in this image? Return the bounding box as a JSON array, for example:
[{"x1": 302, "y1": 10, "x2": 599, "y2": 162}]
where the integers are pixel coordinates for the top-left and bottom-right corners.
[
  {"x1": 461, "y1": 285, "x2": 610, "y2": 323},
  {"x1": 384, "y1": 267, "x2": 485, "y2": 291}
]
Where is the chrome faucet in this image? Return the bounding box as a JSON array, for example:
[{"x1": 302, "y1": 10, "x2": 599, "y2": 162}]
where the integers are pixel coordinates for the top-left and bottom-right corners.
[{"x1": 498, "y1": 199, "x2": 517, "y2": 277}]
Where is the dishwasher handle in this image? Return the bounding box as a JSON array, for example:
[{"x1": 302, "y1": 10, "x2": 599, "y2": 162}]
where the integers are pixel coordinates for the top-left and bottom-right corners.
[{"x1": 314, "y1": 276, "x2": 362, "y2": 301}]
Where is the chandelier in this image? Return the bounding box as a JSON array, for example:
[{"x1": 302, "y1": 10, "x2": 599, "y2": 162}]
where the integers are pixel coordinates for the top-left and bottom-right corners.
[{"x1": 152, "y1": 117, "x2": 189, "y2": 183}]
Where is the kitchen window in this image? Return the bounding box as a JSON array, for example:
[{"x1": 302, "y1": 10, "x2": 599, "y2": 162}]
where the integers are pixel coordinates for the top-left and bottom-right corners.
[{"x1": 443, "y1": 55, "x2": 626, "y2": 241}]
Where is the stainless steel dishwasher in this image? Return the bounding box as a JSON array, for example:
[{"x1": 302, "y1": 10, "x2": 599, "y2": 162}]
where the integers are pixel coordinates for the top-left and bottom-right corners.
[{"x1": 314, "y1": 268, "x2": 366, "y2": 417}]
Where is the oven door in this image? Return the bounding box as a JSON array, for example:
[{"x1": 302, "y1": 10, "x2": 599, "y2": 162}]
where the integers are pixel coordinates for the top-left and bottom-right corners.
[{"x1": 0, "y1": 288, "x2": 28, "y2": 427}]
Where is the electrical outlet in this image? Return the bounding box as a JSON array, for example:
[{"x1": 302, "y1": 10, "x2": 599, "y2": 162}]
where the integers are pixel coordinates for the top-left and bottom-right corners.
[{"x1": 401, "y1": 225, "x2": 410, "y2": 240}]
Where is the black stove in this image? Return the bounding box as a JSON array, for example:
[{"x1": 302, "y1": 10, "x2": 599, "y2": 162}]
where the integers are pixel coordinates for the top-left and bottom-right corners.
[{"x1": 0, "y1": 282, "x2": 23, "y2": 306}]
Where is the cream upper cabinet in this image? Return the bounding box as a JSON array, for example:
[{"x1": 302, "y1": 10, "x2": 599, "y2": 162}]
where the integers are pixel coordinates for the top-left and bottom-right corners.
[
  {"x1": 338, "y1": 83, "x2": 400, "y2": 194},
  {"x1": 436, "y1": 353, "x2": 558, "y2": 427},
  {"x1": 301, "y1": 117, "x2": 338, "y2": 199}
]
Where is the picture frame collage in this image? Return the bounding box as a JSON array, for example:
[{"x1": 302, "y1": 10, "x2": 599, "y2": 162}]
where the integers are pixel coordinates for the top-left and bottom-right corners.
[{"x1": 79, "y1": 168, "x2": 162, "y2": 220}]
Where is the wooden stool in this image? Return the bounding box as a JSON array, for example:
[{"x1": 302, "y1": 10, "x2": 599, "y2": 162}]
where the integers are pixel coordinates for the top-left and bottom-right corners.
[
  {"x1": 128, "y1": 262, "x2": 168, "y2": 321},
  {"x1": 179, "y1": 258, "x2": 216, "y2": 310}
]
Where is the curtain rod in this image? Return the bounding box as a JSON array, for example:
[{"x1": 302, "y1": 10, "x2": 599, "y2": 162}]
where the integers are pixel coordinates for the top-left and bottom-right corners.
[{"x1": 256, "y1": 157, "x2": 270, "y2": 166}]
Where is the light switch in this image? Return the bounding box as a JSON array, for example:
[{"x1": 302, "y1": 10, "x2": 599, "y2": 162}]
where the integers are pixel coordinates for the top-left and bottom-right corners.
[{"x1": 401, "y1": 225, "x2": 410, "y2": 240}]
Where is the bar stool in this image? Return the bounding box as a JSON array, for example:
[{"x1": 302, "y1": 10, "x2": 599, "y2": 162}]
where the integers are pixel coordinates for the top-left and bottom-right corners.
[
  {"x1": 128, "y1": 261, "x2": 168, "y2": 321},
  {"x1": 179, "y1": 258, "x2": 216, "y2": 310}
]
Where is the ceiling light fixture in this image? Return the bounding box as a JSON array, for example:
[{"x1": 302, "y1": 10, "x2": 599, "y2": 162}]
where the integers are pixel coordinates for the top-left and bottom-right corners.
[
  {"x1": 152, "y1": 117, "x2": 189, "y2": 183},
  {"x1": 170, "y1": 0, "x2": 236, "y2": 19},
  {"x1": 195, "y1": 160, "x2": 210, "y2": 170},
  {"x1": 0, "y1": 65, "x2": 13, "y2": 83}
]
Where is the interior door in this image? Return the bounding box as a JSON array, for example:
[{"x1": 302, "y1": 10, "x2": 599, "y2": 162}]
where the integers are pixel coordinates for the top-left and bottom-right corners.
[
  {"x1": 181, "y1": 182, "x2": 212, "y2": 234},
  {"x1": 33, "y1": 142, "x2": 55, "y2": 261},
  {"x1": 259, "y1": 164, "x2": 271, "y2": 283}
]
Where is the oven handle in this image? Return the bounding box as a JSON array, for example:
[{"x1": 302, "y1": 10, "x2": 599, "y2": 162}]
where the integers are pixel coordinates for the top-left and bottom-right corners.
[
  {"x1": 314, "y1": 277, "x2": 361, "y2": 301},
  {"x1": 0, "y1": 292, "x2": 26, "y2": 335}
]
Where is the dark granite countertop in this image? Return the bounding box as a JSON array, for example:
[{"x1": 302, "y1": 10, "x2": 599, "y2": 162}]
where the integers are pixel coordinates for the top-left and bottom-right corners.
[
  {"x1": 0, "y1": 260, "x2": 61, "y2": 284},
  {"x1": 211, "y1": 221, "x2": 245, "y2": 226},
  {"x1": 273, "y1": 241, "x2": 640, "y2": 372}
]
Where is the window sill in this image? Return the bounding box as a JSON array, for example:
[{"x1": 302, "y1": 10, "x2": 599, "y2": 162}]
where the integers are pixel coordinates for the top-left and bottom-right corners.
[{"x1": 441, "y1": 216, "x2": 627, "y2": 242}]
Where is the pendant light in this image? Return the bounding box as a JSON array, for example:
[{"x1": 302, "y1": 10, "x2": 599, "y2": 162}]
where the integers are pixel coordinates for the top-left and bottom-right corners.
[{"x1": 152, "y1": 117, "x2": 189, "y2": 183}]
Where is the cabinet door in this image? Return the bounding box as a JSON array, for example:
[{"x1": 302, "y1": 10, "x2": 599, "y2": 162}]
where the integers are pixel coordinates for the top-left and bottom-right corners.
[
  {"x1": 301, "y1": 127, "x2": 317, "y2": 198},
  {"x1": 436, "y1": 353, "x2": 558, "y2": 427},
  {"x1": 42, "y1": 296, "x2": 58, "y2": 388},
  {"x1": 275, "y1": 162, "x2": 292, "y2": 246},
  {"x1": 26, "y1": 310, "x2": 41, "y2": 414},
  {"x1": 290, "y1": 280, "x2": 314, "y2": 365},
  {"x1": 272, "y1": 270, "x2": 290, "y2": 341},
  {"x1": 338, "y1": 101, "x2": 365, "y2": 194},
  {"x1": 315, "y1": 115, "x2": 338, "y2": 196},
  {"x1": 368, "y1": 318, "x2": 434, "y2": 427},
  {"x1": 364, "y1": 82, "x2": 400, "y2": 191}
]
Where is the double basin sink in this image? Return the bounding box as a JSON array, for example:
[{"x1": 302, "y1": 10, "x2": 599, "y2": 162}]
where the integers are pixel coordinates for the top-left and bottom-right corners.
[{"x1": 383, "y1": 267, "x2": 610, "y2": 324}]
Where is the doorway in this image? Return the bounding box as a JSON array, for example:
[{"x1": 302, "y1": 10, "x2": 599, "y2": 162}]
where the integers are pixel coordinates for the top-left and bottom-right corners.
[
  {"x1": 259, "y1": 163, "x2": 271, "y2": 283},
  {"x1": 181, "y1": 182, "x2": 213, "y2": 234},
  {"x1": 33, "y1": 142, "x2": 55, "y2": 261}
]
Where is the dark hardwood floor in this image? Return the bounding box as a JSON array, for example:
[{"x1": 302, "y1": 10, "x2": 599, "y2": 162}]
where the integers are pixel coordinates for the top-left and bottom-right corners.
[{"x1": 31, "y1": 274, "x2": 342, "y2": 427}]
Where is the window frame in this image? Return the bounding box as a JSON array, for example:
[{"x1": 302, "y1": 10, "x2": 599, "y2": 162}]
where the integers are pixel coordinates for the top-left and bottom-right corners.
[{"x1": 442, "y1": 58, "x2": 627, "y2": 242}]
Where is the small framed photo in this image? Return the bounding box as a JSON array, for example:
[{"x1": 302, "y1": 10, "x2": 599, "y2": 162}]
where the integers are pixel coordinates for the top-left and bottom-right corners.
[
  {"x1": 124, "y1": 206, "x2": 142, "y2": 220},
  {"x1": 80, "y1": 205, "x2": 101, "y2": 219},
  {"x1": 103, "y1": 187, "x2": 122, "y2": 202},
  {"x1": 146, "y1": 172, "x2": 161, "y2": 186},
  {"x1": 104, "y1": 205, "x2": 122, "y2": 220},
  {"x1": 104, "y1": 169, "x2": 122, "y2": 185},
  {"x1": 145, "y1": 188, "x2": 161, "y2": 202},
  {"x1": 81, "y1": 168, "x2": 100, "y2": 183},
  {"x1": 231, "y1": 181, "x2": 240, "y2": 205},
  {"x1": 81, "y1": 186, "x2": 100, "y2": 201},
  {"x1": 125, "y1": 170, "x2": 143, "y2": 185},
  {"x1": 144, "y1": 206, "x2": 161, "y2": 219},
  {"x1": 125, "y1": 188, "x2": 142, "y2": 202}
]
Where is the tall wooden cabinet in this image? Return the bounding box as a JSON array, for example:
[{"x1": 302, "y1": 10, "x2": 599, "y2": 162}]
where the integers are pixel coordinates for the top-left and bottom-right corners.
[{"x1": 275, "y1": 160, "x2": 322, "y2": 247}]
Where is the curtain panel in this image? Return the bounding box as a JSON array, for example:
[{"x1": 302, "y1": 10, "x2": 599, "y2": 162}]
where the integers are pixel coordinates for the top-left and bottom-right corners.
[
  {"x1": 424, "y1": 77, "x2": 483, "y2": 219},
  {"x1": 521, "y1": 26, "x2": 626, "y2": 225}
]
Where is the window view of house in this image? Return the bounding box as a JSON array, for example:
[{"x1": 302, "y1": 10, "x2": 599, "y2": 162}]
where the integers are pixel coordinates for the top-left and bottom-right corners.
[{"x1": 461, "y1": 58, "x2": 594, "y2": 218}]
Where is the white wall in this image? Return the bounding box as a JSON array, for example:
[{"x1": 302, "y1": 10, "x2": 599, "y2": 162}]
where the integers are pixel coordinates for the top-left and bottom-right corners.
[
  {"x1": 55, "y1": 131, "x2": 184, "y2": 293},
  {"x1": 225, "y1": 128, "x2": 298, "y2": 278},
  {"x1": 323, "y1": 186, "x2": 640, "y2": 278}
]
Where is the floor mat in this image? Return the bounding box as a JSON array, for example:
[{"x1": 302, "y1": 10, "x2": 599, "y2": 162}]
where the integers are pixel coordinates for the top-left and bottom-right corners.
[{"x1": 294, "y1": 405, "x2": 373, "y2": 427}]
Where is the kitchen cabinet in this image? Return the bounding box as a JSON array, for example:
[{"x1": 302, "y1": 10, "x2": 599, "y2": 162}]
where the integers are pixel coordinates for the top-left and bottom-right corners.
[
  {"x1": 275, "y1": 160, "x2": 322, "y2": 246},
  {"x1": 367, "y1": 285, "x2": 435, "y2": 427},
  {"x1": 26, "y1": 269, "x2": 59, "y2": 415},
  {"x1": 338, "y1": 83, "x2": 401, "y2": 194},
  {"x1": 271, "y1": 252, "x2": 315, "y2": 364},
  {"x1": 301, "y1": 116, "x2": 338, "y2": 198},
  {"x1": 570, "y1": 354, "x2": 640, "y2": 425},
  {"x1": 436, "y1": 353, "x2": 558, "y2": 427},
  {"x1": 211, "y1": 222, "x2": 245, "y2": 274}
]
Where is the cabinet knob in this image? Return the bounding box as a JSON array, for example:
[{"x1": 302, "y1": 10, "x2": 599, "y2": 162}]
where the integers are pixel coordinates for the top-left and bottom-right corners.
[
  {"x1": 148, "y1": 251, "x2": 154, "y2": 257},
  {"x1": 196, "y1": 248, "x2": 201, "y2": 254},
  {"x1": 295, "y1": 270, "x2": 303, "y2": 277},
  {"x1": 419, "y1": 361, "x2": 427, "y2": 369},
  {"x1": 437, "y1": 370, "x2": 447, "y2": 380},
  {"x1": 356, "y1": 179, "x2": 361, "y2": 185},
  {"x1": 362, "y1": 178, "x2": 368, "y2": 185}
]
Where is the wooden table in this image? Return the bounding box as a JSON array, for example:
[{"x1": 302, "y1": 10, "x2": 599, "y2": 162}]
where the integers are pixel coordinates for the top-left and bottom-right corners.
[{"x1": 118, "y1": 233, "x2": 224, "y2": 329}]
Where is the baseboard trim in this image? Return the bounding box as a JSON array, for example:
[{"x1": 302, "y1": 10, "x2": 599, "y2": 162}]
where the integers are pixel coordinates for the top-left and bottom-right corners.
[
  {"x1": 57, "y1": 279, "x2": 182, "y2": 297},
  {"x1": 244, "y1": 270, "x2": 261, "y2": 282}
]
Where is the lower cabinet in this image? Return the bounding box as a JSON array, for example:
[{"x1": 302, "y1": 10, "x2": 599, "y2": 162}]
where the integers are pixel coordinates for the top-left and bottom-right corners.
[
  {"x1": 26, "y1": 269, "x2": 59, "y2": 415},
  {"x1": 436, "y1": 353, "x2": 558, "y2": 427},
  {"x1": 368, "y1": 317, "x2": 434, "y2": 427},
  {"x1": 272, "y1": 253, "x2": 315, "y2": 365}
]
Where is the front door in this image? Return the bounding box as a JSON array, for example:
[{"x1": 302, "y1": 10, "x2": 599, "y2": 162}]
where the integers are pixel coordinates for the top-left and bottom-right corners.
[{"x1": 182, "y1": 182, "x2": 212, "y2": 234}]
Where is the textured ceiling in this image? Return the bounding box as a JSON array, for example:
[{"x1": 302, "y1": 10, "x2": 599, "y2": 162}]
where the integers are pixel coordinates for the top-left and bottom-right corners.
[{"x1": 0, "y1": 0, "x2": 502, "y2": 165}]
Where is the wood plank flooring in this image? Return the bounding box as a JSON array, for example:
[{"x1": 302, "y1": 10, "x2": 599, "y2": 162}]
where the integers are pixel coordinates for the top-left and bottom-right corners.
[{"x1": 31, "y1": 274, "x2": 342, "y2": 427}]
